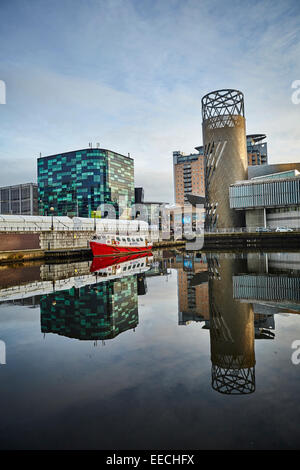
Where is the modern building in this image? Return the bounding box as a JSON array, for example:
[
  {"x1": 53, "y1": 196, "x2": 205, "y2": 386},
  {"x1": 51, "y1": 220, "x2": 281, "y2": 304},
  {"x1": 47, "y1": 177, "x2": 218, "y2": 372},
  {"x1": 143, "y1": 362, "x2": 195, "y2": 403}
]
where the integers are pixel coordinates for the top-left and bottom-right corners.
[
  {"x1": 143, "y1": 201, "x2": 169, "y2": 231},
  {"x1": 248, "y1": 162, "x2": 300, "y2": 179},
  {"x1": 0, "y1": 183, "x2": 38, "y2": 215},
  {"x1": 202, "y1": 89, "x2": 248, "y2": 229},
  {"x1": 247, "y1": 134, "x2": 268, "y2": 166},
  {"x1": 168, "y1": 203, "x2": 205, "y2": 240},
  {"x1": 173, "y1": 146, "x2": 205, "y2": 206},
  {"x1": 134, "y1": 186, "x2": 169, "y2": 233},
  {"x1": 37, "y1": 148, "x2": 134, "y2": 218},
  {"x1": 134, "y1": 187, "x2": 144, "y2": 204},
  {"x1": 229, "y1": 164, "x2": 300, "y2": 229}
]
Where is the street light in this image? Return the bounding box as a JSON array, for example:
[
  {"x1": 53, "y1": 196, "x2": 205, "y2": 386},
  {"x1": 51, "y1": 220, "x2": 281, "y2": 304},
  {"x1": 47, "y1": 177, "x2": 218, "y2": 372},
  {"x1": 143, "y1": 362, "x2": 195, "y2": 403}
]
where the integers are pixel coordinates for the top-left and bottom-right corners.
[{"x1": 50, "y1": 206, "x2": 54, "y2": 231}]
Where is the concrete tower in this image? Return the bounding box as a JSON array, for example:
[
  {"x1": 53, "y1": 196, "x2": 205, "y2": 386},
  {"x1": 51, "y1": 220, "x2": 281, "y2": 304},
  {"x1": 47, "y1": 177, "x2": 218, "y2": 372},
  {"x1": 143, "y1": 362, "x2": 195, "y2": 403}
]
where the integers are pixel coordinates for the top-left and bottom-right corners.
[{"x1": 202, "y1": 89, "x2": 248, "y2": 229}]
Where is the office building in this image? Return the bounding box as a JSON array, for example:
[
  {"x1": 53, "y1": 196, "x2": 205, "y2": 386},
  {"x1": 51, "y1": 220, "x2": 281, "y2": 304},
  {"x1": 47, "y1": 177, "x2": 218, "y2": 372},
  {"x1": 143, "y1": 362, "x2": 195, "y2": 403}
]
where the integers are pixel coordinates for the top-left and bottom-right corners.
[
  {"x1": 0, "y1": 183, "x2": 38, "y2": 215},
  {"x1": 229, "y1": 164, "x2": 300, "y2": 228},
  {"x1": 247, "y1": 134, "x2": 268, "y2": 166},
  {"x1": 134, "y1": 187, "x2": 144, "y2": 204},
  {"x1": 173, "y1": 146, "x2": 205, "y2": 206},
  {"x1": 37, "y1": 147, "x2": 134, "y2": 218},
  {"x1": 248, "y1": 162, "x2": 300, "y2": 179},
  {"x1": 202, "y1": 89, "x2": 248, "y2": 229},
  {"x1": 134, "y1": 186, "x2": 169, "y2": 232}
]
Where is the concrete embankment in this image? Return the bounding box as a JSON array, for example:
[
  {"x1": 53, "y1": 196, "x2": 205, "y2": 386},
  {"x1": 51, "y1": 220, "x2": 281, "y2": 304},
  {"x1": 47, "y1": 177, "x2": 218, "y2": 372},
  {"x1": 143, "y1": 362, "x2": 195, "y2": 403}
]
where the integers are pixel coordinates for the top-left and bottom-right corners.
[
  {"x1": 0, "y1": 232, "x2": 185, "y2": 264},
  {"x1": 0, "y1": 230, "x2": 299, "y2": 264},
  {"x1": 202, "y1": 230, "x2": 300, "y2": 250}
]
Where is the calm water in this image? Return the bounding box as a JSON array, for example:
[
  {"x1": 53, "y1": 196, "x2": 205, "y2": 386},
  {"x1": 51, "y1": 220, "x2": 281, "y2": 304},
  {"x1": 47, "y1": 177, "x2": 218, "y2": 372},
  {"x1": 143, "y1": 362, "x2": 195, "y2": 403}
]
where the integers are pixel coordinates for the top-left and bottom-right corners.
[{"x1": 0, "y1": 250, "x2": 300, "y2": 450}]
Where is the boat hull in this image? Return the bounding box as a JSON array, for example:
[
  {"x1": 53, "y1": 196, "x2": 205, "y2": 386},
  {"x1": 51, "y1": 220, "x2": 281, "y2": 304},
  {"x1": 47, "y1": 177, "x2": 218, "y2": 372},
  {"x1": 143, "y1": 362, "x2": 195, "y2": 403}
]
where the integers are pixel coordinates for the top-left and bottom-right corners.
[{"x1": 90, "y1": 241, "x2": 153, "y2": 257}]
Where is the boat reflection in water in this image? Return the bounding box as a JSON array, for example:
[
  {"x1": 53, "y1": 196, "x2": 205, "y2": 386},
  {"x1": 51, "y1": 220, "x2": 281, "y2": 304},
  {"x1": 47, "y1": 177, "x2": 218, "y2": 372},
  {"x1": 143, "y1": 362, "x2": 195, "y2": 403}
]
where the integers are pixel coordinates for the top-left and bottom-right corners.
[
  {"x1": 41, "y1": 253, "x2": 153, "y2": 343},
  {"x1": 90, "y1": 252, "x2": 153, "y2": 275},
  {"x1": 1, "y1": 250, "x2": 300, "y2": 398}
]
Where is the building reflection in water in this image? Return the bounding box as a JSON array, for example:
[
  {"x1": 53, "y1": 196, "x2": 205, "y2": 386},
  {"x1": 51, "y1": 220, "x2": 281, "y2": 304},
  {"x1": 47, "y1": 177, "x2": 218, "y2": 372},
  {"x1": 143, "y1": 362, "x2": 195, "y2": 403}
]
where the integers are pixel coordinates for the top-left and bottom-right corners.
[
  {"x1": 40, "y1": 253, "x2": 153, "y2": 342},
  {"x1": 207, "y1": 255, "x2": 255, "y2": 395},
  {"x1": 40, "y1": 275, "x2": 139, "y2": 342},
  {"x1": 1, "y1": 250, "x2": 300, "y2": 394},
  {"x1": 174, "y1": 252, "x2": 209, "y2": 325},
  {"x1": 175, "y1": 252, "x2": 255, "y2": 394},
  {"x1": 175, "y1": 251, "x2": 300, "y2": 395}
]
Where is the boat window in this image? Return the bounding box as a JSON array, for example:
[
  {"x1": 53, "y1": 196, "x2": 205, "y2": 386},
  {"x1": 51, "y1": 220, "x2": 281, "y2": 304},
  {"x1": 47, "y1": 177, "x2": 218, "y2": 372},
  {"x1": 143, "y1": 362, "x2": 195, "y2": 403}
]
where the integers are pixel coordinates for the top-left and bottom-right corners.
[
  {"x1": 122, "y1": 238, "x2": 126, "y2": 242},
  {"x1": 128, "y1": 265, "x2": 131, "y2": 270},
  {"x1": 137, "y1": 263, "x2": 140, "y2": 267},
  {"x1": 116, "y1": 237, "x2": 120, "y2": 241},
  {"x1": 127, "y1": 237, "x2": 130, "y2": 242},
  {"x1": 123, "y1": 267, "x2": 127, "y2": 271},
  {"x1": 133, "y1": 264, "x2": 136, "y2": 269}
]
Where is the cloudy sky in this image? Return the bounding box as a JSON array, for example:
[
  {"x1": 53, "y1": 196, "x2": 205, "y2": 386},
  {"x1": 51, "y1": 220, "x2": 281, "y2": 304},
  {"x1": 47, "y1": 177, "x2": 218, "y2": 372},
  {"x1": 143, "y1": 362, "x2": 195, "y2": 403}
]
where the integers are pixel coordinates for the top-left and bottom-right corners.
[{"x1": 0, "y1": 0, "x2": 300, "y2": 202}]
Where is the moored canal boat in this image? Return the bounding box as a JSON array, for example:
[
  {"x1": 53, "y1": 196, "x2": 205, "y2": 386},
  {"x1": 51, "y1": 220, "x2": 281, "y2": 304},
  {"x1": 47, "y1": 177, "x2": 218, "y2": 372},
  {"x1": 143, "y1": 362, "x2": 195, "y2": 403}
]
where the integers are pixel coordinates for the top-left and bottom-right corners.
[{"x1": 89, "y1": 234, "x2": 152, "y2": 257}]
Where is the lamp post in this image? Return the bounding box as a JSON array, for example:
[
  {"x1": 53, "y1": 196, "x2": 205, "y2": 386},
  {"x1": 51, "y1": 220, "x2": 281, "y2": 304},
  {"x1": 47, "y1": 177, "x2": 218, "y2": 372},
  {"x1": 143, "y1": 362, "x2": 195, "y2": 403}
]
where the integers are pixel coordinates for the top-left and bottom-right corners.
[{"x1": 50, "y1": 206, "x2": 54, "y2": 231}]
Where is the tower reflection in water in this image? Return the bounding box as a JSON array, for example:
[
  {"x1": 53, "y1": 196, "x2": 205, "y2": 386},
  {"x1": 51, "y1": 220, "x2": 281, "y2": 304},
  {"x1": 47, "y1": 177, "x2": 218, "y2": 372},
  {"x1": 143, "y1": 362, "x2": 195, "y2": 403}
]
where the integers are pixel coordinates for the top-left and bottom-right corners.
[
  {"x1": 207, "y1": 255, "x2": 255, "y2": 395},
  {"x1": 3, "y1": 248, "x2": 299, "y2": 395},
  {"x1": 175, "y1": 251, "x2": 300, "y2": 395},
  {"x1": 175, "y1": 252, "x2": 256, "y2": 395}
]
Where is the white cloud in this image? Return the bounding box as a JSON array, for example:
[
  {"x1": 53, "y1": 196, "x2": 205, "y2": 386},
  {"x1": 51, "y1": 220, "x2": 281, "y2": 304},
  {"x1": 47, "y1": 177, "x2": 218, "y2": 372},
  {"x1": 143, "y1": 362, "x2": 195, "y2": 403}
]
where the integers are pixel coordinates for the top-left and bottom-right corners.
[{"x1": 0, "y1": 0, "x2": 299, "y2": 200}]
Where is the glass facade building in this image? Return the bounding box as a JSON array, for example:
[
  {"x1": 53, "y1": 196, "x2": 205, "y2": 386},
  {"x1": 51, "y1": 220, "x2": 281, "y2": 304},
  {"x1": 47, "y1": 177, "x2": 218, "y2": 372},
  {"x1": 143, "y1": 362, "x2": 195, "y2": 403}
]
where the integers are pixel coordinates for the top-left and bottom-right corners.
[{"x1": 37, "y1": 148, "x2": 134, "y2": 218}]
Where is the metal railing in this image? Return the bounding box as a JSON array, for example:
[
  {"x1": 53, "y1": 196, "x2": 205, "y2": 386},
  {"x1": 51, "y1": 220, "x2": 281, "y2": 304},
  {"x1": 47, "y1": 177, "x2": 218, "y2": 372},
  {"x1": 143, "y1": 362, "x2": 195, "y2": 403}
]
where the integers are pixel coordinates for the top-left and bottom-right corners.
[{"x1": 204, "y1": 226, "x2": 300, "y2": 234}]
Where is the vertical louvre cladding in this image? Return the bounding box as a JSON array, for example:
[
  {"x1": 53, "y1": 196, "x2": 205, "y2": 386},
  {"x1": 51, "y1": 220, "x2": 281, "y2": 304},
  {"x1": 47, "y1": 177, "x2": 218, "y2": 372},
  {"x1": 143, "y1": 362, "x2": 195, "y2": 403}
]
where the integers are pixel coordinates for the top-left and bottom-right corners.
[
  {"x1": 229, "y1": 178, "x2": 300, "y2": 209},
  {"x1": 202, "y1": 89, "x2": 248, "y2": 229},
  {"x1": 0, "y1": 183, "x2": 38, "y2": 215},
  {"x1": 38, "y1": 149, "x2": 134, "y2": 217}
]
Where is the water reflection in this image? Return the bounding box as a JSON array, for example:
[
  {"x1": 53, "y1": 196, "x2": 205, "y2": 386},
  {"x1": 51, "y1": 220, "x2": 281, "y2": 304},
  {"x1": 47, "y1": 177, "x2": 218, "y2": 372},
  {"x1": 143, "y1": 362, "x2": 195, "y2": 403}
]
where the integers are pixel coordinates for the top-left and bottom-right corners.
[
  {"x1": 173, "y1": 251, "x2": 300, "y2": 395},
  {"x1": 207, "y1": 255, "x2": 255, "y2": 395},
  {"x1": 40, "y1": 254, "x2": 153, "y2": 342},
  {"x1": 40, "y1": 276, "x2": 139, "y2": 342},
  {"x1": 0, "y1": 250, "x2": 300, "y2": 397}
]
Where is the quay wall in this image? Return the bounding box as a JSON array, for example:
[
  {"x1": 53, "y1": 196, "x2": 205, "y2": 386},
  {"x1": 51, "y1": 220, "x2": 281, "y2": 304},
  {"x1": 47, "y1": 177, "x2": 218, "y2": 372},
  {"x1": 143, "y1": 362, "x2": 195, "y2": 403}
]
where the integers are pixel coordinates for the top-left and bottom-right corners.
[{"x1": 0, "y1": 230, "x2": 184, "y2": 264}]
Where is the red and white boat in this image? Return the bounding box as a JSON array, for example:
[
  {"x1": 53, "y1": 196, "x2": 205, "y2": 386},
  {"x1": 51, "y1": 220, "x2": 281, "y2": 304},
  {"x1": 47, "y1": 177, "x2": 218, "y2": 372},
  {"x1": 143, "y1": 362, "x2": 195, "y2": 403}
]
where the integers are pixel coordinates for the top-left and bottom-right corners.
[{"x1": 90, "y1": 233, "x2": 152, "y2": 257}]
